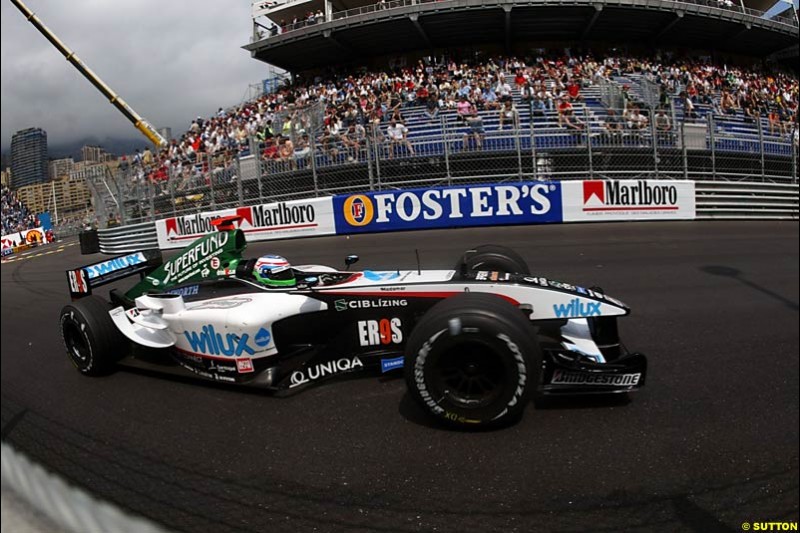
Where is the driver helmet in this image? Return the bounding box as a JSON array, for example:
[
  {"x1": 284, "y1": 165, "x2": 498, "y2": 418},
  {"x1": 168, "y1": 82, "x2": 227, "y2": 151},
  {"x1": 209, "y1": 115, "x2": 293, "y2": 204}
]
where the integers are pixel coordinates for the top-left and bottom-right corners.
[{"x1": 253, "y1": 255, "x2": 296, "y2": 288}]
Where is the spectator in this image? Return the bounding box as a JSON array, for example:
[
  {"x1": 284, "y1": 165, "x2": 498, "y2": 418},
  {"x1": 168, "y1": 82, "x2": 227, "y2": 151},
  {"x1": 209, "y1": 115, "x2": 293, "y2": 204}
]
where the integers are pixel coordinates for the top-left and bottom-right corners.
[
  {"x1": 557, "y1": 96, "x2": 574, "y2": 127},
  {"x1": 658, "y1": 84, "x2": 671, "y2": 109},
  {"x1": 680, "y1": 91, "x2": 698, "y2": 120},
  {"x1": 262, "y1": 137, "x2": 279, "y2": 161},
  {"x1": 719, "y1": 90, "x2": 737, "y2": 115},
  {"x1": 294, "y1": 133, "x2": 312, "y2": 165},
  {"x1": 320, "y1": 125, "x2": 340, "y2": 160},
  {"x1": 621, "y1": 84, "x2": 633, "y2": 110},
  {"x1": 566, "y1": 79, "x2": 583, "y2": 101},
  {"x1": 561, "y1": 101, "x2": 586, "y2": 133},
  {"x1": 532, "y1": 84, "x2": 554, "y2": 115},
  {"x1": 424, "y1": 98, "x2": 439, "y2": 121},
  {"x1": 481, "y1": 85, "x2": 500, "y2": 109},
  {"x1": 654, "y1": 108, "x2": 672, "y2": 143},
  {"x1": 498, "y1": 100, "x2": 519, "y2": 130},
  {"x1": 142, "y1": 146, "x2": 153, "y2": 169},
  {"x1": 457, "y1": 96, "x2": 474, "y2": 122},
  {"x1": 514, "y1": 70, "x2": 527, "y2": 88},
  {"x1": 278, "y1": 136, "x2": 295, "y2": 167},
  {"x1": 625, "y1": 105, "x2": 648, "y2": 144},
  {"x1": 342, "y1": 124, "x2": 366, "y2": 161},
  {"x1": 626, "y1": 104, "x2": 648, "y2": 130},
  {"x1": 519, "y1": 80, "x2": 534, "y2": 105},
  {"x1": 1, "y1": 185, "x2": 39, "y2": 236},
  {"x1": 768, "y1": 108, "x2": 784, "y2": 136},
  {"x1": 463, "y1": 110, "x2": 485, "y2": 150},
  {"x1": 386, "y1": 119, "x2": 414, "y2": 158},
  {"x1": 603, "y1": 108, "x2": 624, "y2": 144},
  {"x1": 495, "y1": 75, "x2": 513, "y2": 102}
]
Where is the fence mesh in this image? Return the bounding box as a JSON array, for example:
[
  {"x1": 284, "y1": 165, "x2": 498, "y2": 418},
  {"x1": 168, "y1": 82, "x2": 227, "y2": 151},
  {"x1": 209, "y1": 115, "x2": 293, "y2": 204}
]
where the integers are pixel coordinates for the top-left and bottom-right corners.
[{"x1": 94, "y1": 105, "x2": 798, "y2": 224}]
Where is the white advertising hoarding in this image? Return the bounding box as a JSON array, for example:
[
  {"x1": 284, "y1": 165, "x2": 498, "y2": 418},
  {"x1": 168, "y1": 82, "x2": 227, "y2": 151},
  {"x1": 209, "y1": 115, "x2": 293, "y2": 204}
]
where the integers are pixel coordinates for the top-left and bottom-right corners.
[
  {"x1": 155, "y1": 197, "x2": 336, "y2": 249},
  {"x1": 562, "y1": 180, "x2": 696, "y2": 222},
  {"x1": 1, "y1": 226, "x2": 46, "y2": 252}
]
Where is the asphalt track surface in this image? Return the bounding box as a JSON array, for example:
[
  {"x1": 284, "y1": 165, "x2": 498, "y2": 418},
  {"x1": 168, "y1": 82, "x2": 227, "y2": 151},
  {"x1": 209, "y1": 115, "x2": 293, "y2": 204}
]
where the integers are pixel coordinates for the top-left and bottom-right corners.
[{"x1": 2, "y1": 221, "x2": 798, "y2": 533}]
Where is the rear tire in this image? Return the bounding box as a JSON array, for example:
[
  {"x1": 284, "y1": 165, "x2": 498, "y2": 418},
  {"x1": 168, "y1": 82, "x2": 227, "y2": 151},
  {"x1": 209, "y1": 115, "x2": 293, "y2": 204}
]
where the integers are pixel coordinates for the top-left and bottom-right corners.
[
  {"x1": 60, "y1": 296, "x2": 126, "y2": 376},
  {"x1": 457, "y1": 244, "x2": 529, "y2": 275},
  {"x1": 404, "y1": 293, "x2": 541, "y2": 429}
]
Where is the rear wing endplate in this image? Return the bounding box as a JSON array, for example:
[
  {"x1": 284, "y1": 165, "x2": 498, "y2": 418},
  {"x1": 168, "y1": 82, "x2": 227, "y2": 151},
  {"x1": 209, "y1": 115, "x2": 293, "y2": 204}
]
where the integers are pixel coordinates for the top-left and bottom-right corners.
[{"x1": 66, "y1": 249, "x2": 162, "y2": 299}]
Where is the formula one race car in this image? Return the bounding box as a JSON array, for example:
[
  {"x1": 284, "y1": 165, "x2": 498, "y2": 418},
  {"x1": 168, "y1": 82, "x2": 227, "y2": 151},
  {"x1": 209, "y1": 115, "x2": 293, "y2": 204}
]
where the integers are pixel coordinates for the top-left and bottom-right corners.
[{"x1": 60, "y1": 219, "x2": 647, "y2": 428}]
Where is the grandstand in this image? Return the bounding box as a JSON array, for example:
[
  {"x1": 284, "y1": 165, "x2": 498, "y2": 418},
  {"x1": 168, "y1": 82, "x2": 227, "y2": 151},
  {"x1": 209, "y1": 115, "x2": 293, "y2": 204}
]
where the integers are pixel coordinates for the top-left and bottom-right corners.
[
  {"x1": 1, "y1": 185, "x2": 39, "y2": 236},
  {"x1": 95, "y1": 0, "x2": 797, "y2": 224},
  {"x1": 246, "y1": 0, "x2": 798, "y2": 70}
]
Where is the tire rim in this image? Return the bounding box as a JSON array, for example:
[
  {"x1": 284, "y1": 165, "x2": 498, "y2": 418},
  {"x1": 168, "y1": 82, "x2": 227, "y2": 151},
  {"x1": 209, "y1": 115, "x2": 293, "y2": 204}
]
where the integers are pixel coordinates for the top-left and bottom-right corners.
[
  {"x1": 433, "y1": 339, "x2": 507, "y2": 409},
  {"x1": 64, "y1": 322, "x2": 89, "y2": 366}
]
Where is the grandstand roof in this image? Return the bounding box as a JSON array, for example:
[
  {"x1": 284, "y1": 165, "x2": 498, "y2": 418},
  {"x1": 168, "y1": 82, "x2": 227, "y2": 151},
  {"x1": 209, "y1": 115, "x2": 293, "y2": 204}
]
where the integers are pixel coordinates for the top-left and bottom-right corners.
[{"x1": 244, "y1": 0, "x2": 799, "y2": 72}]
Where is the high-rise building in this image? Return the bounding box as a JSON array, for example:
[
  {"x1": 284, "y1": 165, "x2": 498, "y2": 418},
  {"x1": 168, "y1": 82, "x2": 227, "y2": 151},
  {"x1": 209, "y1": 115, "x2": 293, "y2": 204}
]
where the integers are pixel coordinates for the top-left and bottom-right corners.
[
  {"x1": 49, "y1": 157, "x2": 75, "y2": 180},
  {"x1": 16, "y1": 175, "x2": 92, "y2": 220},
  {"x1": 157, "y1": 127, "x2": 172, "y2": 144},
  {"x1": 81, "y1": 145, "x2": 107, "y2": 163},
  {"x1": 11, "y1": 128, "x2": 48, "y2": 189}
]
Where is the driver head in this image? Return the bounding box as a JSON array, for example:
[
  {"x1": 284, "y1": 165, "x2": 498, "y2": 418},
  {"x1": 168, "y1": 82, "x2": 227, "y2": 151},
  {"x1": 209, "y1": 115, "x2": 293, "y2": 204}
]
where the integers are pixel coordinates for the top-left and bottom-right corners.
[{"x1": 253, "y1": 255, "x2": 296, "y2": 288}]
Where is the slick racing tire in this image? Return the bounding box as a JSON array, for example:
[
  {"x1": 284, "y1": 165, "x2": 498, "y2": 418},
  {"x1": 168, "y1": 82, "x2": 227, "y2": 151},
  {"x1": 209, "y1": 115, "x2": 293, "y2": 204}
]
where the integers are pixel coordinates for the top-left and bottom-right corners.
[
  {"x1": 404, "y1": 293, "x2": 541, "y2": 429},
  {"x1": 60, "y1": 296, "x2": 125, "y2": 376},
  {"x1": 458, "y1": 244, "x2": 529, "y2": 275}
]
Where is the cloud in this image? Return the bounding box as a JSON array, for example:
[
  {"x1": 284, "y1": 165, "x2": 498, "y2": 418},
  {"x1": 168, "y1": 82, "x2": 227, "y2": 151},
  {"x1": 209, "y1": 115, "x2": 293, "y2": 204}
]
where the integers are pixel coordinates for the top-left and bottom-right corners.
[{"x1": 1, "y1": 0, "x2": 271, "y2": 151}]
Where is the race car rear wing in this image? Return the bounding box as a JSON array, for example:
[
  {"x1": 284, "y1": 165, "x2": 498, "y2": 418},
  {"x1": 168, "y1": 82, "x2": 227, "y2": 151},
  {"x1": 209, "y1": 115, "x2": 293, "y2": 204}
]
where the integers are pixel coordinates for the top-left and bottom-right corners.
[{"x1": 66, "y1": 249, "x2": 162, "y2": 300}]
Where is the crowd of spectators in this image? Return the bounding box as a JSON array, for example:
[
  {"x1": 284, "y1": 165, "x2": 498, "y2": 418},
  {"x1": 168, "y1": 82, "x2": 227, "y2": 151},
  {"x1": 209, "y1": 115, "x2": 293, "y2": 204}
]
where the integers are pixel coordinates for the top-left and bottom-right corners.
[
  {"x1": 1, "y1": 185, "x2": 39, "y2": 236},
  {"x1": 116, "y1": 51, "x2": 797, "y2": 190},
  {"x1": 620, "y1": 55, "x2": 799, "y2": 133}
]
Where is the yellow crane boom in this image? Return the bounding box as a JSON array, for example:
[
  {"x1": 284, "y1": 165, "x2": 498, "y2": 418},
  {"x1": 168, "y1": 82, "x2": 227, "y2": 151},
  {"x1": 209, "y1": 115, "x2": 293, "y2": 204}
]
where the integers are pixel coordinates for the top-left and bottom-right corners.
[{"x1": 10, "y1": 0, "x2": 167, "y2": 148}]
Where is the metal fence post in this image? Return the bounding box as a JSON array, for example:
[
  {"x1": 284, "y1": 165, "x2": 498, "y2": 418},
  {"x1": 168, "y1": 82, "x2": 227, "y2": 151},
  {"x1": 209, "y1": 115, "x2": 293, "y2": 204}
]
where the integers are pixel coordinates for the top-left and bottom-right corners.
[
  {"x1": 372, "y1": 125, "x2": 382, "y2": 191},
  {"x1": 309, "y1": 135, "x2": 320, "y2": 197},
  {"x1": 148, "y1": 180, "x2": 155, "y2": 221},
  {"x1": 530, "y1": 102, "x2": 537, "y2": 181},
  {"x1": 792, "y1": 127, "x2": 798, "y2": 185},
  {"x1": 364, "y1": 123, "x2": 374, "y2": 191},
  {"x1": 681, "y1": 119, "x2": 689, "y2": 180},
  {"x1": 708, "y1": 113, "x2": 716, "y2": 180},
  {"x1": 442, "y1": 115, "x2": 452, "y2": 186},
  {"x1": 235, "y1": 155, "x2": 244, "y2": 206},
  {"x1": 169, "y1": 167, "x2": 177, "y2": 216},
  {"x1": 651, "y1": 110, "x2": 659, "y2": 178},
  {"x1": 111, "y1": 167, "x2": 128, "y2": 226},
  {"x1": 757, "y1": 115, "x2": 766, "y2": 181},
  {"x1": 207, "y1": 154, "x2": 216, "y2": 208},
  {"x1": 515, "y1": 116, "x2": 523, "y2": 181},
  {"x1": 584, "y1": 106, "x2": 593, "y2": 179},
  {"x1": 251, "y1": 138, "x2": 264, "y2": 202}
]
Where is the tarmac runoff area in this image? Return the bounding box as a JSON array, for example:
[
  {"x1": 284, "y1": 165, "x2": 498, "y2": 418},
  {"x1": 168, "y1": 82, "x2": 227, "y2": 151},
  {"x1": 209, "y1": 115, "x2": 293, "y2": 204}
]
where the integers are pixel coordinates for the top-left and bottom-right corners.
[{"x1": 1, "y1": 221, "x2": 798, "y2": 532}]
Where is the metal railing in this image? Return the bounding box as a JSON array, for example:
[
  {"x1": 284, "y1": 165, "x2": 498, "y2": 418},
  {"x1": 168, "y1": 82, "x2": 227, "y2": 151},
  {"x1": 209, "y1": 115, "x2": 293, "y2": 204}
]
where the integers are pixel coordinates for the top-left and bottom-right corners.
[
  {"x1": 253, "y1": 0, "x2": 798, "y2": 41},
  {"x1": 99, "y1": 105, "x2": 797, "y2": 225},
  {"x1": 97, "y1": 221, "x2": 158, "y2": 254},
  {"x1": 695, "y1": 181, "x2": 798, "y2": 219}
]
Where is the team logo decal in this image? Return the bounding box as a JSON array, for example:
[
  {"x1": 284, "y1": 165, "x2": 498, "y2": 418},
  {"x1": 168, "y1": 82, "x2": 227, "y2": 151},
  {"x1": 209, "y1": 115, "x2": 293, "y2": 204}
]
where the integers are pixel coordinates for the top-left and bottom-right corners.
[{"x1": 358, "y1": 318, "x2": 403, "y2": 346}]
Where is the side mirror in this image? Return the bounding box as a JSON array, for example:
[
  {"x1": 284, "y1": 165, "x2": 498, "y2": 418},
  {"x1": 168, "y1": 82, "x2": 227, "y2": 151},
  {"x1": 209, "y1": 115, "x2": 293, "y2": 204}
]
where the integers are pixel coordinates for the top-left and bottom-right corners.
[{"x1": 345, "y1": 255, "x2": 359, "y2": 270}]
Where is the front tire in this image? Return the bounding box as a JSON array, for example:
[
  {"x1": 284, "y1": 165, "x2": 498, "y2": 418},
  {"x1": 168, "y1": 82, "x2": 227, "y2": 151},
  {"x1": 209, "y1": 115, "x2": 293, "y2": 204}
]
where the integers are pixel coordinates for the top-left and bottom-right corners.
[
  {"x1": 60, "y1": 296, "x2": 126, "y2": 376},
  {"x1": 404, "y1": 293, "x2": 541, "y2": 428},
  {"x1": 457, "y1": 244, "x2": 530, "y2": 275}
]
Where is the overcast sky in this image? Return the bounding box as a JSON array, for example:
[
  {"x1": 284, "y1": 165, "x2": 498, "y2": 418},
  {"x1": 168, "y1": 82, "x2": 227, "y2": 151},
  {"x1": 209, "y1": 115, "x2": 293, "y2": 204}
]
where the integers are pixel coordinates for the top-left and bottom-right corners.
[{"x1": 1, "y1": 0, "x2": 272, "y2": 152}]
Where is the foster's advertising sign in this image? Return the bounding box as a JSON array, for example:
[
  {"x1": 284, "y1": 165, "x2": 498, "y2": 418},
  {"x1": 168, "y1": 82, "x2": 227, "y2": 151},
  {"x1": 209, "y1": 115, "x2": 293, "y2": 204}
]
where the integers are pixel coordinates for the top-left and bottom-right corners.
[{"x1": 333, "y1": 182, "x2": 562, "y2": 234}]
